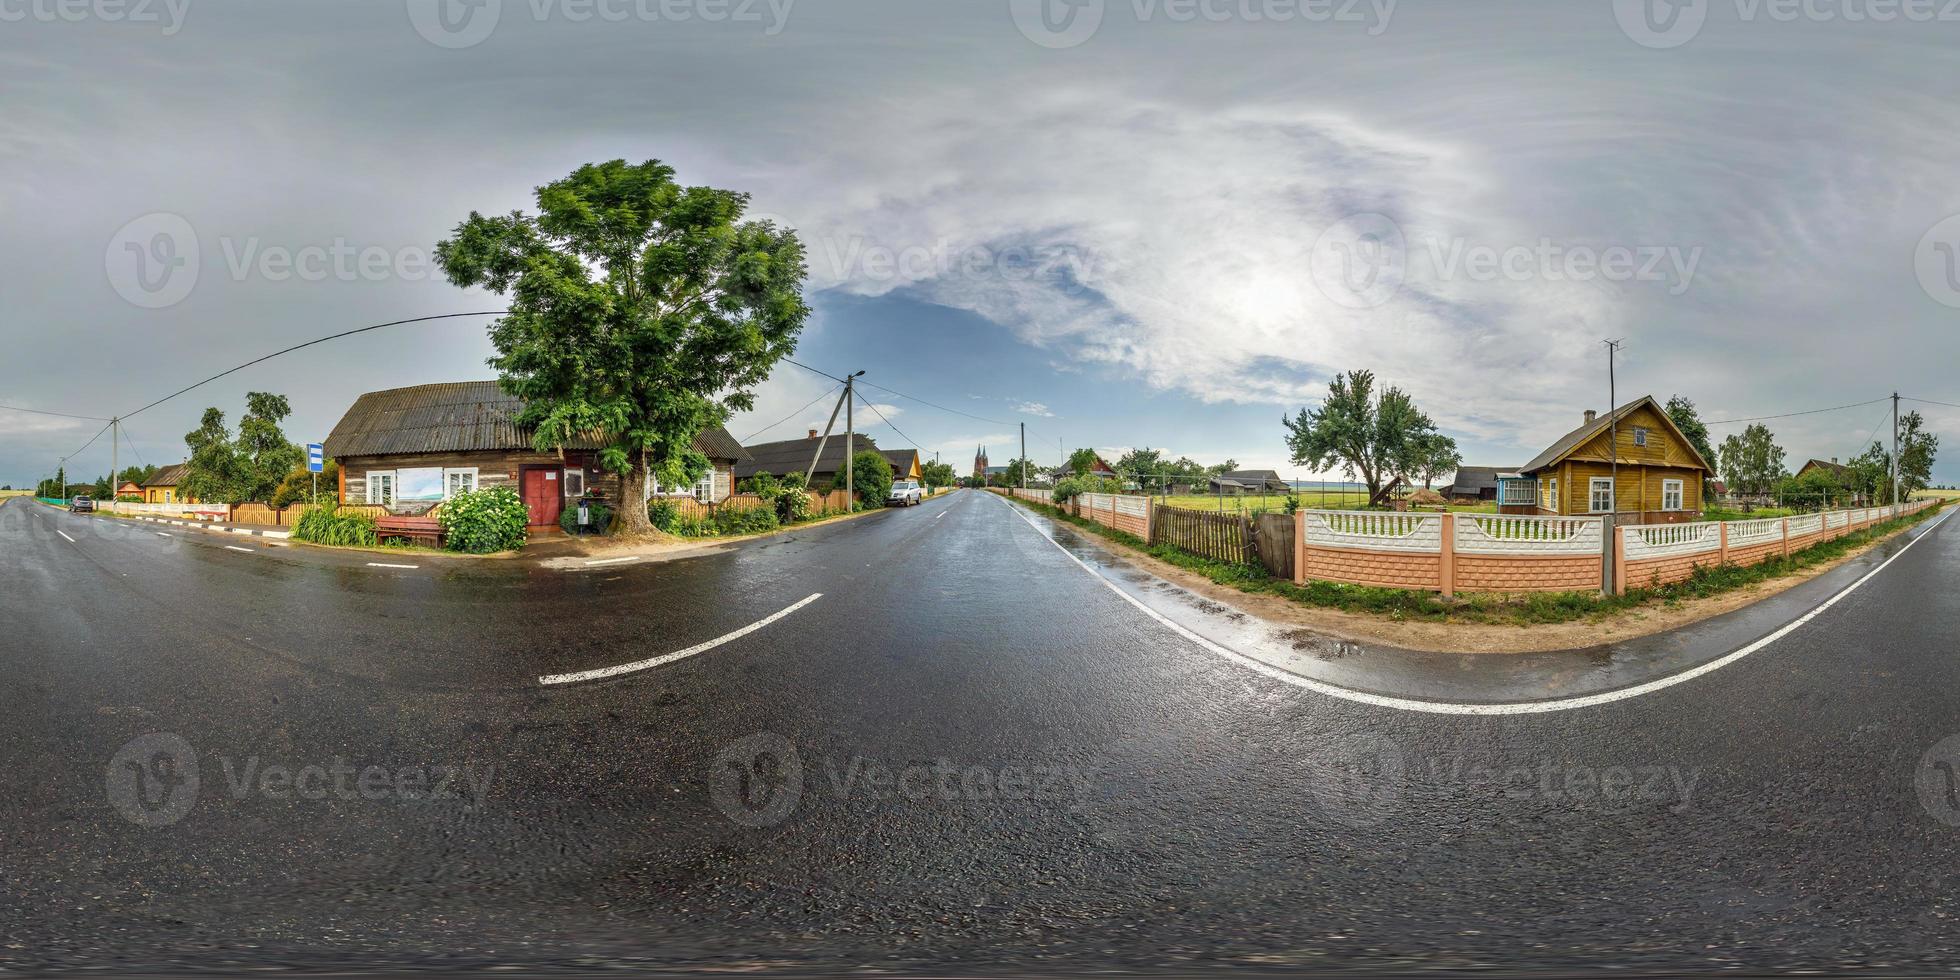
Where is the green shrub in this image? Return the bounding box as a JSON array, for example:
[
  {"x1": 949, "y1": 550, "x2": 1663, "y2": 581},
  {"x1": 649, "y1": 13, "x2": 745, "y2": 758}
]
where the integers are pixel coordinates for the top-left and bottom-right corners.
[
  {"x1": 289, "y1": 502, "x2": 377, "y2": 548},
  {"x1": 850, "y1": 449, "x2": 892, "y2": 508},
  {"x1": 560, "y1": 500, "x2": 613, "y2": 535},
  {"x1": 710, "y1": 504, "x2": 779, "y2": 536},
  {"x1": 437, "y1": 486, "x2": 529, "y2": 554},
  {"x1": 1054, "y1": 474, "x2": 1122, "y2": 504},
  {"x1": 648, "y1": 499, "x2": 680, "y2": 532},
  {"x1": 743, "y1": 472, "x2": 814, "y2": 523}
]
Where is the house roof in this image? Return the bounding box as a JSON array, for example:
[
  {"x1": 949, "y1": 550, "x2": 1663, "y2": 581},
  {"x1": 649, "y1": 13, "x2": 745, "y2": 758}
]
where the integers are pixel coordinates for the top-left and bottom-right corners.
[
  {"x1": 322, "y1": 381, "x2": 748, "y2": 462},
  {"x1": 142, "y1": 463, "x2": 188, "y2": 488},
  {"x1": 1442, "y1": 465, "x2": 1516, "y2": 494},
  {"x1": 1797, "y1": 458, "x2": 1850, "y2": 479},
  {"x1": 735, "y1": 433, "x2": 881, "y2": 480},
  {"x1": 879, "y1": 448, "x2": 920, "y2": 476},
  {"x1": 1519, "y1": 396, "x2": 1715, "y2": 475},
  {"x1": 1212, "y1": 469, "x2": 1285, "y2": 486}
]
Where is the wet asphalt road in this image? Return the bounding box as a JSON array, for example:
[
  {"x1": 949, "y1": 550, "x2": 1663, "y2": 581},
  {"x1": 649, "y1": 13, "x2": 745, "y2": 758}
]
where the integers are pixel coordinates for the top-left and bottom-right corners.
[{"x1": 4, "y1": 491, "x2": 1960, "y2": 974}]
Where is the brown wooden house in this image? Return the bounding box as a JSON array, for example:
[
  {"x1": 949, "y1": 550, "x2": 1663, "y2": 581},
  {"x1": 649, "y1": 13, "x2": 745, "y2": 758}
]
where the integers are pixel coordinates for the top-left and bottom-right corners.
[
  {"x1": 323, "y1": 381, "x2": 750, "y2": 529},
  {"x1": 1501, "y1": 396, "x2": 1715, "y2": 524}
]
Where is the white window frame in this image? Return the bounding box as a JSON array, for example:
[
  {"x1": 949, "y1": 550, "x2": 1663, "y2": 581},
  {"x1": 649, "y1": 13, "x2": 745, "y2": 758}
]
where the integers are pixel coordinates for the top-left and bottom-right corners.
[
  {"x1": 444, "y1": 467, "x2": 479, "y2": 499},
  {"x1": 1543, "y1": 476, "x2": 1559, "y2": 513},
  {"x1": 1662, "y1": 478, "x2": 1684, "y2": 511},
  {"x1": 693, "y1": 470, "x2": 715, "y2": 503},
  {"x1": 563, "y1": 468, "x2": 584, "y2": 498},
  {"x1": 1633, "y1": 427, "x2": 1648, "y2": 447},
  {"x1": 1589, "y1": 477, "x2": 1614, "y2": 514},
  {"x1": 367, "y1": 471, "x2": 395, "y2": 506}
]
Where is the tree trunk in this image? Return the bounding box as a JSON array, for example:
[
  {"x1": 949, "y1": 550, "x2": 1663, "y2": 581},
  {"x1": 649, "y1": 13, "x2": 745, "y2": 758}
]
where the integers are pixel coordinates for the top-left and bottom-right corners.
[{"x1": 615, "y1": 463, "x2": 658, "y2": 538}]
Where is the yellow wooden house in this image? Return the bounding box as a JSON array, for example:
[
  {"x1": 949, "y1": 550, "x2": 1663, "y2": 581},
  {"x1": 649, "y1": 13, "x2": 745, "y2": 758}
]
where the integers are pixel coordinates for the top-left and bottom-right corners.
[
  {"x1": 1499, "y1": 396, "x2": 1715, "y2": 524},
  {"x1": 140, "y1": 462, "x2": 196, "y2": 505}
]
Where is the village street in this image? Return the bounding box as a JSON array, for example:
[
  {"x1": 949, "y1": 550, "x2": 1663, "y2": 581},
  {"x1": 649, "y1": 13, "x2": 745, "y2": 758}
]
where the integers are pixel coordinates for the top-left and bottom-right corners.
[{"x1": 4, "y1": 490, "x2": 1960, "y2": 972}]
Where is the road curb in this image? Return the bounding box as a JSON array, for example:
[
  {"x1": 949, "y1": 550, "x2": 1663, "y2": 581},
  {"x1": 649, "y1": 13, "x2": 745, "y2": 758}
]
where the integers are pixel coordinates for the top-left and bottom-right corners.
[{"x1": 105, "y1": 512, "x2": 292, "y2": 540}]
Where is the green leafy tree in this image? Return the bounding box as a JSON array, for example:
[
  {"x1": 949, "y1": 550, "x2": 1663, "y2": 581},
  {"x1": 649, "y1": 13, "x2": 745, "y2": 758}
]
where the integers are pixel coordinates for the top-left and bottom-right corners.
[
  {"x1": 1283, "y1": 369, "x2": 1449, "y2": 505},
  {"x1": 997, "y1": 456, "x2": 1044, "y2": 487},
  {"x1": 1065, "y1": 448, "x2": 1101, "y2": 477},
  {"x1": 1411, "y1": 433, "x2": 1462, "y2": 490},
  {"x1": 272, "y1": 459, "x2": 339, "y2": 507},
  {"x1": 849, "y1": 449, "x2": 893, "y2": 506},
  {"x1": 921, "y1": 460, "x2": 955, "y2": 489},
  {"x1": 1847, "y1": 443, "x2": 1889, "y2": 503},
  {"x1": 236, "y1": 392, "x2": 303, "y2": 502},
  {"x1": 1203, "y1": 459, "x2": 1240, "y2": 477},
  {"x1": 435, "y1": 158, "x2": 811, "y2": 538},
  {"x1": 1779, "y1": 467, "x2": 1845, "y2": 510},
  {"x1": 1664, "y1": 395, "x2": 1716, "y2": 469},
  {"x1": 1114, "y1": 448, "x2": 1168, "y2": 489},
  {"x1": 1718, "y1": 423, "x2": 1786, "y2": 497},
  {"x1": 182, "y1": 408, "x2": 246, "y2": 504},
  {"x1": 1897, "y1": 410, "x2": 1938, "y2": 499}
]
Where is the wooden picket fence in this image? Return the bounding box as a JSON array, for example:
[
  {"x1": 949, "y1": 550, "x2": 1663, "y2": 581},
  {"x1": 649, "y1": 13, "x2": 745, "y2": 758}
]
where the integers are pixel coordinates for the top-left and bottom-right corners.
[
  {"x1": 1252, "y1": 512, "x2": 1296, "y2": 580},
  {"x1": 1150, "y1": 504, "x2": 1253, "y2": 566},
  {"x1": 657, "y1": 489, "x2": 854, "y2": 521}
]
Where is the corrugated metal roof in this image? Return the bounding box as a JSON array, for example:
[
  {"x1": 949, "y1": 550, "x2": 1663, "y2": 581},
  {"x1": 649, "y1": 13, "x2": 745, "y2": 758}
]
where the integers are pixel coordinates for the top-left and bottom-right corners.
[
  {"x1": 322, "y1": 381, "x2": 748, "y2": 462},
  {"x1": 142, "y1": 462, "x2": 188, "y2": 487},
  {"x1": 735, "y1": 433, "x2": 882, "y2": 480}
]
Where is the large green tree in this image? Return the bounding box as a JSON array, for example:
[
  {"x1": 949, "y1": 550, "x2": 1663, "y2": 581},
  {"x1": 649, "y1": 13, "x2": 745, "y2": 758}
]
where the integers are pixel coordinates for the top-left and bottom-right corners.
[
  {"x1": 920, "y1": 460, "x2": 955, "y2": 489},
  {"x1": 436, "y1": 159, "x2": 810, "y2": 537},
  {"x1": 180, "y1": 392, "x2": 301, "y2": 504},
  {"x1": 1663, "y1": 395, "x2": 1716, "y2": 468},
  {"x1": 1896, "y1": 410, "x2": 1938, "y2": 499},
  {"x1": 1283, "y1": 369, "x2": 1454, "y2": 505},
  {"x1": 1065, "y1": 447, "x2": 1101, "y2": 477},
  {"x1": 1718, "y1": 423, "x2": 1786, "y2": 497}
]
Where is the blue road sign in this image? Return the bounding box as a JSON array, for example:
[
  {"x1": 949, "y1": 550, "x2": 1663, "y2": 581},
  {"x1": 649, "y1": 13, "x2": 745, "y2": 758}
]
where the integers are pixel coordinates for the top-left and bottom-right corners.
[{"x1": 307, "y1": 443, "x2": 324, "y2": 473}]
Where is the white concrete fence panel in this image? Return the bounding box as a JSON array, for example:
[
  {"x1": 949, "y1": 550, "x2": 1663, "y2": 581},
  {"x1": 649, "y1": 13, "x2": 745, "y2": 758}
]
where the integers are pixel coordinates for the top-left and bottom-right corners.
[
  {"x1": 1454, "y1": 514, "x2": 1602, "y2": 555},
  {"x1": 1301, "y1": 510, "x2": 1442, "y2": 553}
]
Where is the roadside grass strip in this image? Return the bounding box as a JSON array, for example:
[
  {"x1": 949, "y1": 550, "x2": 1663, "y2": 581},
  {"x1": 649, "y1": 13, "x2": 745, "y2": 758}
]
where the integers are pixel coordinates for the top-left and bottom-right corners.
[
  {"x1": 998, "y1": 492, "x2": 1953, "y2": 716},
  {"x1": 538, "y1": 593, "x2": 823, "y2": 686}
]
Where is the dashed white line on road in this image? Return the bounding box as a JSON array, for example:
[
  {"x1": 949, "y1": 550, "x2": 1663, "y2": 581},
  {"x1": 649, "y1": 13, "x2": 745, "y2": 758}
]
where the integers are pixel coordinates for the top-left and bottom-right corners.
[
  {"x1": 224, "y1": 545, "x2": 254, "y2": 553},
  {"x1": 582, "y1": 556, "x2": 641, "y2": 567},
  {"x1": 56, "y1": 530, "x2": 75, "y2": 543},
  {"x1": 998, "y1": 493, "x2": 1951, "y2": 716},
  {"x1": 366, "y1": 562, "x2": 419, "y2": 569},
  {"x1": 156, "y1": 532, "x2": 171, "y2": 537},
  {"x1": 538, "y1": 592, "x2": 823, "y2": 686}
]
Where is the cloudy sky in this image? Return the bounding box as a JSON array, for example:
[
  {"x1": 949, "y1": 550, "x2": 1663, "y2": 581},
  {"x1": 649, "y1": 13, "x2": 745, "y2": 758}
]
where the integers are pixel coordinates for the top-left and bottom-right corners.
[{"x1": 5, "y1": 0, "x2": 1960, "y2": 489}]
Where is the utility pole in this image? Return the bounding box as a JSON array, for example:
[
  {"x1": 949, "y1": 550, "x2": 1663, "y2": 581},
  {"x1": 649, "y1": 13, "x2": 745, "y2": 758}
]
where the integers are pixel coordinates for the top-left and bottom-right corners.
[
  {"x1": 109, "y1": 417, "x2": 118, "y2": 512},
  {"x1": 844, "y1": 371, "x2": 863, "y2": 512},
  {"x1": 1603, "y1": 338, "x2": 1624, "y2": 593},
  {"x1": 1892, "y1": 390, "x2": 1901, "y2": 510},
  {"x1": 1019, "y1": 421, "x2": 1034, "y2": 490}
]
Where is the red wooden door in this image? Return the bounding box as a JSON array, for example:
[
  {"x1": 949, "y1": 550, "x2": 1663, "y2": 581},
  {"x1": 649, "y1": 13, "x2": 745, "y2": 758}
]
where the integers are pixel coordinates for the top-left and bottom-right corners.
[{"x1": 521, "y1": 468, "x2": 563, "y2": 527}]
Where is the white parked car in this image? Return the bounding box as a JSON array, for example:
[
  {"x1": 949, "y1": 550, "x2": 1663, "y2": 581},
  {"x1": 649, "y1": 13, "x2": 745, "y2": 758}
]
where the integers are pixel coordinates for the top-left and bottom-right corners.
[{"x1": 887, "y1": 480, "x2": 924, "y2": 506}]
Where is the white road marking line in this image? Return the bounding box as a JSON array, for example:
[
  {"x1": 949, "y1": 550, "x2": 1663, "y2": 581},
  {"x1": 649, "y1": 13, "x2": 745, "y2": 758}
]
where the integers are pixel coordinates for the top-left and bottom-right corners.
[
  {"x1": 366, "y1": 562, "x2": 419, "y2": 569},
  {"x1": 539, "y1": 593, "x2": 823, "y2": 686},
  {"x1": 156, "y1": 532, "x2": 171, "y2": 537},
  {"x1": 582, "y1": 556, "x2": 640, "y2": 567},
  {"x1": 56, "y1": 530, "x2": 75, "y2": 543},
  {"x1": 998, "y1": 494, "x2": 1949, "y2": 716},
  {"x1": 224, "y1": 545, "x2": 254, "y2": 553}
]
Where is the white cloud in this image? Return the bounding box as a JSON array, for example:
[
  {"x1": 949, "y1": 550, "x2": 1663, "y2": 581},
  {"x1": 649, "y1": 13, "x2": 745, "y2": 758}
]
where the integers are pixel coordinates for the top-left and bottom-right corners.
[{"x1": 1014, "y1": 401, "x2": 1056, "y2": 418}]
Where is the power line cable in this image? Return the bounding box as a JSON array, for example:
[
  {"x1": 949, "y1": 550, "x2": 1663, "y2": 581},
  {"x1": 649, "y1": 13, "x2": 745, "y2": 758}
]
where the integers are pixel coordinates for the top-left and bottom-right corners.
[
  {"x1": 1703, "y1": 396, "x2": 1889, "y2": 426},
  {"x1": 856, "y1": 379, "x2": 1016, "y2": 428},
  {"x1": 857, "y1": 397, "x2": 923, "y2": 453},
  {"x1": 742, "y1": 383, "x2": 841, "y2": 442},
  {"x1": 1903, "y1": 396, "x2": 1960, "y2": 412},
  {"x1": 120, "y1": 425, "x2": 147, "y2": 470},
  {"x1": 118, "y1": 311, "x2": 510, "y2": 422},
  {"x1": 0, "y1": 404, "x2": 111, "y2": 422}
]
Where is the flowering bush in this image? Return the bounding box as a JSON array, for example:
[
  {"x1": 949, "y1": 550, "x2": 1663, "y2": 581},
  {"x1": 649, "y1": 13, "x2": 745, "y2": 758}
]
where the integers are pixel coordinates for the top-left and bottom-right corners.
[{"x1": 438, "y1": 486, "x2": 529, "y2": 553}]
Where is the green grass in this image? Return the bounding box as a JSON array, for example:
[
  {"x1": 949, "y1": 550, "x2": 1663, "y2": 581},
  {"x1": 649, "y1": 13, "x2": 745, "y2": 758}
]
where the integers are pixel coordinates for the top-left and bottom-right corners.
[
  {"x1": 1702, "y1": 506, "x2": 1797, "y2": 521},
  {"x1": 1000, "y1": 493, "x2": 1947, "y2": 627}
]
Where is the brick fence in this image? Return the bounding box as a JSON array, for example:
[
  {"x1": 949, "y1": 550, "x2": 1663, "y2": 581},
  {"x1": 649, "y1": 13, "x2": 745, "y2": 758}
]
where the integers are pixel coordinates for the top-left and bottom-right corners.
[{"x1": 993, "y1": 486, "x2": 1938, "y2": 597}]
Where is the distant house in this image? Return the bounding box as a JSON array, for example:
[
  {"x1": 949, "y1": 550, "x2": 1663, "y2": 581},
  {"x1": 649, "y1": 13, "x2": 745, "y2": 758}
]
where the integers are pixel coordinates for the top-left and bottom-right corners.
[
  {"x1": 115, "y1": 481, "x2": 142, "y2": 499},
  {"x1": 1501, "y1": 396, "x2": 1716, "y2": 523},
  {"x1": 1051, "y1": 454, "x2": 1118, "y2": 482},
  {"x1": 1208, "y1": 469, "x2": 1288, "y2": 494},
  {"x1": 1794, "y1": 457, "x2": 1866, "y2": 505},
  {"x1": 1440, "y1": 465, "x2": 1515, "y2": 502},
  {"x1": 323, "y1": 381, "x2": 749, "y2": 529},
  {"x1": 737, "y1": 429, "x2": 887, "y2": 490},
  {"x1": 879, "y1": 448, "x2": 923, "y2": 483},
  {"x1": 140, "y1": 463, "x2": 195, "y2": 505}
]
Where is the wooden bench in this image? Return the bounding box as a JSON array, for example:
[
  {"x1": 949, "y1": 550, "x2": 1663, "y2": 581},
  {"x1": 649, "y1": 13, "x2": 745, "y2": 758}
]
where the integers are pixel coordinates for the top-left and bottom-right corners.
[{"x1": 375, "y1": 515, "x2": 443, "y2": 548}]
